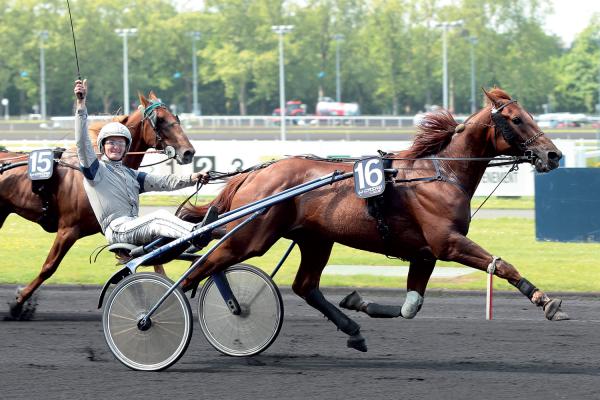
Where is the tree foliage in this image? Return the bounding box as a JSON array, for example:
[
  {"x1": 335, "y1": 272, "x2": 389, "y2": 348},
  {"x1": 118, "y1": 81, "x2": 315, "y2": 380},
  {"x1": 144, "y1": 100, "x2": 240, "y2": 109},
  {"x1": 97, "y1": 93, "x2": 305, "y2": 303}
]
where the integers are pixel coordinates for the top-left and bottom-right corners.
[{"x1": 0, "y1": 0, "x2": 596, "y2": 116}]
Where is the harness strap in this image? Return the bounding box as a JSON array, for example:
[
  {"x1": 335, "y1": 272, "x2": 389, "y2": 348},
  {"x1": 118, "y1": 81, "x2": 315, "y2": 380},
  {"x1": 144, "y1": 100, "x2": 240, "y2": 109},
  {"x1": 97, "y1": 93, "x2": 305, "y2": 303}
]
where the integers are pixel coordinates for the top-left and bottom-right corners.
[{"x1": 391, "y1": 158, "x2": 469, "y2": 195}]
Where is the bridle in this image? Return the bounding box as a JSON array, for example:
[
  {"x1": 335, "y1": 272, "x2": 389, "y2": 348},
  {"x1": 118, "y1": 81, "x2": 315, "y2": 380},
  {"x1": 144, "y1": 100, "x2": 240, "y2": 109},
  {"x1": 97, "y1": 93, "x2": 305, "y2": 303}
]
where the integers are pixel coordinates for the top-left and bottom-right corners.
[
  {"x1": 490, "y1": 99, "x2": 545, "y2": 154},
  {"x1": 139, "y1": 101, "x2": 181, "y2": 156}
]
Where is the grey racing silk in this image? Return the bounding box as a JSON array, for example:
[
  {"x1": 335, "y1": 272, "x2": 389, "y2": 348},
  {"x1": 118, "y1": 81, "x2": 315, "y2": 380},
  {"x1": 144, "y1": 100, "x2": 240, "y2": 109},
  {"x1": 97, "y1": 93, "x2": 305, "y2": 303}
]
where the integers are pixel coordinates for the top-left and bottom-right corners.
[{"x1": 75, "y1": 106, "x2": 195, "y2": 234}]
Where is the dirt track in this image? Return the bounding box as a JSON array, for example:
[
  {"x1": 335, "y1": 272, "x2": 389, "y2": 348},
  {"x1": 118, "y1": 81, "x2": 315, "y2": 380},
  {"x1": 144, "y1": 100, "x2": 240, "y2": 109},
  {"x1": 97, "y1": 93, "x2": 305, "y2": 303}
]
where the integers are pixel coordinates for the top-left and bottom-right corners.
[{"x1": 1, "y1": 285, "x2": 599, "y2": 400}]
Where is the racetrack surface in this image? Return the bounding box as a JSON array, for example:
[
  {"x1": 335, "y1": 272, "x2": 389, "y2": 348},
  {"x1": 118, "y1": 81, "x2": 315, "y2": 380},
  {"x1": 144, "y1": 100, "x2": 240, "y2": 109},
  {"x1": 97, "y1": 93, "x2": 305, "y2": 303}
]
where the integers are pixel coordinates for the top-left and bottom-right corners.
[{"x1": 1, "y1": 285, "x2": 599, "y2": 399}]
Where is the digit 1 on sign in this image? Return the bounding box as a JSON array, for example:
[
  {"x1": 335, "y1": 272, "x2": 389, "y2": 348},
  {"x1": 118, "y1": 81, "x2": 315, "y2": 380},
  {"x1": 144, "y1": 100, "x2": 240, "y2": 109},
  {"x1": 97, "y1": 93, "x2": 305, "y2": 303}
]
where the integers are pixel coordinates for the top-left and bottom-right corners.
[
  {"x1": 352, "y1": 157, "x2": 386, "y2": 199},
  {"x1": 354, "y1": 161, "x2": 366, "y2": 190},
  {"x1": 364, "y1": 158, "x2": 384, "y2": 187}
]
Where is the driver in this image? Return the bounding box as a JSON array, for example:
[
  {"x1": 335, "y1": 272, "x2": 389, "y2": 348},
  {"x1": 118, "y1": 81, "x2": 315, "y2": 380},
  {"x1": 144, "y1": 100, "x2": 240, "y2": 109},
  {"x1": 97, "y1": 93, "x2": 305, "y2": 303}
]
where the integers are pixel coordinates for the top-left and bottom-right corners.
[{"x1": 74, "y1": 79, "x2": 214, "y2": 246}]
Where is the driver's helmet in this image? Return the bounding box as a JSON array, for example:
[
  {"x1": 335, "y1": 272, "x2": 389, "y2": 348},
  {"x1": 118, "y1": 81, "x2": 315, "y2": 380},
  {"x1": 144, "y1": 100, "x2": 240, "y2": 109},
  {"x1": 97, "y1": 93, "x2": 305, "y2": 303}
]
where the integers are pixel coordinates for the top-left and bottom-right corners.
[{"x1": 97, "y1": 122, "x2": 132, "y2": 154}]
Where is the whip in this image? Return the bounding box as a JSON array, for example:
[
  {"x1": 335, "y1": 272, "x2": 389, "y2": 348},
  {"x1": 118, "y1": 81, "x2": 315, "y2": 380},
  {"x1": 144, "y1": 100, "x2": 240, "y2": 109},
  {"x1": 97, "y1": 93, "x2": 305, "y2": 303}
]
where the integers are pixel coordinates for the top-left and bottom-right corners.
[{"x1": 65, "y1": 0, "x2": 83, "y2": 89}]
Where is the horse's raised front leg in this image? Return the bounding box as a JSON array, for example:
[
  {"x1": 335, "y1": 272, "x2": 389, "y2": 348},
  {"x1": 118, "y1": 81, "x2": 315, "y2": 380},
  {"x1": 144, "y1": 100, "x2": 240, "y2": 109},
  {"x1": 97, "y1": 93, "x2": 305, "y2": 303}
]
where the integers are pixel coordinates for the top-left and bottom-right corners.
[
  {"x1": 340, "y1": 255, "x2": 436, "y2": 319},
  {"x1": 292, "y1": 237, "x2": 367, "y2": 352},
  {"x1": 9, "y1": 227, "x2": 79, "y2": 320},
  {"x1": 430, "y1": 230, "x2": 568, "y2": 321},
  {"x1": 153, "y1": 264, "x2": 166, "y2": 275}
]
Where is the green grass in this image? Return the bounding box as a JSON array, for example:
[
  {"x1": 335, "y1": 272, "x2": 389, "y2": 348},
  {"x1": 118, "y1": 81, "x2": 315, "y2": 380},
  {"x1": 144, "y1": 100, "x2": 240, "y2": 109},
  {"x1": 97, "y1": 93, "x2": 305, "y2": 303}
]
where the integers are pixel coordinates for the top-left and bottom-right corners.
[
  {"x1": 470, "y1": 196, "x2": 533, "y2": 209},
  {"x1": 1, "y1": 214, "x2": 599, "y2": 292},
  {"x1": 140, "y1": 194, "x2": 213, "y2": 207}
]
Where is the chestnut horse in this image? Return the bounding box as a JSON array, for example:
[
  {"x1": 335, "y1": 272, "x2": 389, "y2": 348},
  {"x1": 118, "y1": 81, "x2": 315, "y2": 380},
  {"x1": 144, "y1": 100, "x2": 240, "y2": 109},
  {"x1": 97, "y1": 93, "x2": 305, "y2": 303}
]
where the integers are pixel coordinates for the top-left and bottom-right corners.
[
  {"x1": 0, "y1": 92, "x2": 195, "y2": 319},
  {"x1": 178, "y1": 88, "x2": 566, "y2": 352}
]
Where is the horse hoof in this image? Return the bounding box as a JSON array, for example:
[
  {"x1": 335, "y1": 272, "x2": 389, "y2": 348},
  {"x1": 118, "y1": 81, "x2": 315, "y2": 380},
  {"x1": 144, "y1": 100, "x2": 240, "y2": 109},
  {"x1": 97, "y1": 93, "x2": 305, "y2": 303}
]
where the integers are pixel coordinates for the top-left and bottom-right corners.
[
  {"x1": 551, "y1": 311, "x2": 570, "y2": 321},
  {"x1": 339, "y1": 291, "x2": 363, "y2": 311},
  {"x1": 543, "y1": 298, "x2": 569, "y2": 321},
  {"x1": 401, "y1": 291, "x2": 424, "y2": 319},
  {"x1": 7, "y1": 288, "x2": 38, "y2": 321},
  {"x1": 7, "y1": 301, "x2": 23, "y2": 320},
  {"x1": 347, "y1": 333, "x2": 368, "y2": 352}
]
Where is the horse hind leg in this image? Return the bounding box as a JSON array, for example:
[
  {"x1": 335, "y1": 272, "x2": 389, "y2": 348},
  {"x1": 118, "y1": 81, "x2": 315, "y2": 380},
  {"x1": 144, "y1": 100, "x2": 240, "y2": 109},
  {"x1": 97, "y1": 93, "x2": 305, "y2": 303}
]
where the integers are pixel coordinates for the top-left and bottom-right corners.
[{"x1": 292, "y1": 237, "x2": 367, "y2": 352}]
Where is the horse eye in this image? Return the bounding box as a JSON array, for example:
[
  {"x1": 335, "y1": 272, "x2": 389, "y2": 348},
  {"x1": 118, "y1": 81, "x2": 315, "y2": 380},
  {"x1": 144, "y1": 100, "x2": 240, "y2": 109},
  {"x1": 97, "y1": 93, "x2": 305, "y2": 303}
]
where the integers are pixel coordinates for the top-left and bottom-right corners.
[{"x1": 512, "y1": 117, "x2": 522, "y2": 125}]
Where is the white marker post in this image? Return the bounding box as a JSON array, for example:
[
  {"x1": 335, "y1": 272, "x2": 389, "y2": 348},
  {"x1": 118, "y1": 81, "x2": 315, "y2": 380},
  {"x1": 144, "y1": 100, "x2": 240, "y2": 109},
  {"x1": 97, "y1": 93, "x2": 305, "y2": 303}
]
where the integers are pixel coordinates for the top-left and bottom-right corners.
[
  {"x1": 486, "y1": 270, "x2": 493, "y2": 320},
  {"x1": 486, "y1": 256, "x2": 500, "y2": 320}
]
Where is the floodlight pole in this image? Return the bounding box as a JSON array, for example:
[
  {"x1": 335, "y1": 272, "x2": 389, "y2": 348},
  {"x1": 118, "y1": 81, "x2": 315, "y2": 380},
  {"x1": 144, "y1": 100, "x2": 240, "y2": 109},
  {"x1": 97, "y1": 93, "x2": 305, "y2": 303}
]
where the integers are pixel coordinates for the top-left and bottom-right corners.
[
  {"x1": 115, "y1": 28, "x2": 138, "y2": 115},
  {"x1": 334, "y1": 34, "x2": 344, "y2": 102},
  {"x1": 271, "y1": 25, "x2": 294, "y2": 141},
  {"x1": 39, "y1": 31, "x2": 48, "y2": 120},
  {"x1": 436, "y1": 21, "x2": 463, "y2": 110},
  {"x1": 189, "y1": 31, "x2": 201, "y2": 116},
  {"x1": 469, "y1": 36, "x2": 478, "y2": 114}
]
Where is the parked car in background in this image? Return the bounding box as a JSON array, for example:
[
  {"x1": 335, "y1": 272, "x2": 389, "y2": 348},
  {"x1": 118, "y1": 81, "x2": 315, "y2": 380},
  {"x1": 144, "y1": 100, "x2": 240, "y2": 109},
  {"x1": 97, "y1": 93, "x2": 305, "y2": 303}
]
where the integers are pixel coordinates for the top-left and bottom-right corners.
[
  {"x1": 272, "y1": 100, "x2": 308, "y2": 125},
  {"x1": 316, "y1": 97, "x2": 360, "y2": 116},
  {"x1": 272, "y1": 100, "x2": 307, "y2": 117},
  {"x1": 536, "y1": 113, "x2": 588, "y2": 129}
]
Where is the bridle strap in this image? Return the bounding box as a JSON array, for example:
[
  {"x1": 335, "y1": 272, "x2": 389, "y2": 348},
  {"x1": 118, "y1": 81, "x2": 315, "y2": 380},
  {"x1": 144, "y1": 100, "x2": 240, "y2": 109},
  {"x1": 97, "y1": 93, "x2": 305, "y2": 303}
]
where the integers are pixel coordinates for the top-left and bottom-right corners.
[
  {"x1": 490, "y1": 99, "x2": 544, "y2": 152},
  {"x1": 140, "y1": 101, "x2": 174, "y2": 149},
  {"x1": 490, "y1": 99, "x2": 517, "y2": 115}
]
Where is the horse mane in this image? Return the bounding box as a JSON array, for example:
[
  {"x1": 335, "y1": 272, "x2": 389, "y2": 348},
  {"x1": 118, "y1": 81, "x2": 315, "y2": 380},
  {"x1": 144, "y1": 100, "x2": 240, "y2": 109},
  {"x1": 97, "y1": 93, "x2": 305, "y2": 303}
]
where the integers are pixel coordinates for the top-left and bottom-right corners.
[{"x1": 404, "y1": 109, "x2": 458, "y2": 158}]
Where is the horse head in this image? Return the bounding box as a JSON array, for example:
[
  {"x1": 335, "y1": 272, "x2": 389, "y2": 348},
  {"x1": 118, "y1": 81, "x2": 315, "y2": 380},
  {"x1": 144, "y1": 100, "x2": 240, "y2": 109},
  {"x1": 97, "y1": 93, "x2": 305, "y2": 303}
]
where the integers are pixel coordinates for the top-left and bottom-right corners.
[
  {"x1": 482, "y1": 88, "x2": 561, "y2": 172},
  {"x1": 137, "y1": 92, "x2": 195, "y2": 165}
]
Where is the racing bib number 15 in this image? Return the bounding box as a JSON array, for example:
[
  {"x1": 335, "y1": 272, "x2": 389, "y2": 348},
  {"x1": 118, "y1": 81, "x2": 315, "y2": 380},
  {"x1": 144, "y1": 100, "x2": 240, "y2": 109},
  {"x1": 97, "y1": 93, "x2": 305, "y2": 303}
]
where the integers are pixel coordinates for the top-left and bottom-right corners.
[{"x1": 28, "y1": 149, "x2": 54, "y2": 180}]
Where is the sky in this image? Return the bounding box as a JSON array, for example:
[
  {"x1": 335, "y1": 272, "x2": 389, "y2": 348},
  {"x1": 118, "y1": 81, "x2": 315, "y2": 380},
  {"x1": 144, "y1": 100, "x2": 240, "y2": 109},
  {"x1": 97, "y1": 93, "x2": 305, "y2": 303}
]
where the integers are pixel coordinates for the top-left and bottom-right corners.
[{"x1": 544, "y1": 0, "x2": 600, "y2": 46}]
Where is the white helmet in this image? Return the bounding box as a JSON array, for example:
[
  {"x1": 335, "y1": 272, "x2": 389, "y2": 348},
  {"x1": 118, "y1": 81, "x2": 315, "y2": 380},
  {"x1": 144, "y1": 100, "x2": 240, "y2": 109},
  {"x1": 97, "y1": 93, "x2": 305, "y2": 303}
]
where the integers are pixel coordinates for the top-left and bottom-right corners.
[{"x1": 97, "y1": 122, "x2": 132, "y2": 154}]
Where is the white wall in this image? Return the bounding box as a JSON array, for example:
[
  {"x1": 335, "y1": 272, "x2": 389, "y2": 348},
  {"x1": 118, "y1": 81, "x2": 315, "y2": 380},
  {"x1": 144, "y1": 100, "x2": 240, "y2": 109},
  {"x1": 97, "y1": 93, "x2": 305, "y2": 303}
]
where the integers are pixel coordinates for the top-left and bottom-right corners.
[{"x1": 4, "y1": 139, "x2": 581, "y2": 197}]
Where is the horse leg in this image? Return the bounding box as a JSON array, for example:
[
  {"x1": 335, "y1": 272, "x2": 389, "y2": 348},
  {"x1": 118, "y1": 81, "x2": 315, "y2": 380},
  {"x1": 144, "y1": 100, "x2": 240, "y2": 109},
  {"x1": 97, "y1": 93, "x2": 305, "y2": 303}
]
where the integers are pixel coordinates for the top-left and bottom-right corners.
[
  {"x1": 430, "y1": 231, "x2": 568, "y2": 321},
  {"x1": 0, "y1": 208, "x2": 9, "y2": 228},
  {"x1": 340, "y1": 255, "x2": 436, "y2": 319},
  {"x1": 292, "y1": 237, "x2": 367, "y2": 352},
  {"x1": 401, "y1": 255, "x2": 437, "y2": 318},
  {"x1": 9, "y1": 227, "x2": 79, "y2": 320}
]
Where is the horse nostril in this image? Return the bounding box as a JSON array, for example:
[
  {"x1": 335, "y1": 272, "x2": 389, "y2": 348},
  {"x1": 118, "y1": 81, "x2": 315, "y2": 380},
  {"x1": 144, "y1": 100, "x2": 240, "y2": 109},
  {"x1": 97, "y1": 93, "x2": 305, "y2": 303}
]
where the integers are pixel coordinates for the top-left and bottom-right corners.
[
  {"x1": 182, "y1": 150, "x2": 194, "y2": 164},
  {"x1": 548, "y1": 151, "x2": 562, "y2": 162}
]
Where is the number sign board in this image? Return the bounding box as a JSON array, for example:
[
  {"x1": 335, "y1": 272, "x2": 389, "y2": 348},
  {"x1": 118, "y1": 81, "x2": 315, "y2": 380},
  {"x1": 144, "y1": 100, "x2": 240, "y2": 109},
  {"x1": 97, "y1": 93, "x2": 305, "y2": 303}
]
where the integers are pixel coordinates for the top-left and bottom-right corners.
[
  {"x1": 353, "y1": 157, "x2": 385, "y2": 198},
  {"x1": 28, "y1": 149, "x2": 54, "y2": 180}
]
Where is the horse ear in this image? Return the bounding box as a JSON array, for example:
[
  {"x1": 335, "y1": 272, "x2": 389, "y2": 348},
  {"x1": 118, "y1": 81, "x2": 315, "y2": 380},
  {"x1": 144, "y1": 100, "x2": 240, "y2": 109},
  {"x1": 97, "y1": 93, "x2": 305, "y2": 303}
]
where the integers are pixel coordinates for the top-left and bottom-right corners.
[
  {"x1": 138, "y1": 92, "x2": 149, "y2": 108},
  {"x1": 482, "y1": 87, "x2": 499, "y2": 108},
  {"x1": 149, "y1": 91, "x2": 158, "y2": 101},
  {"x1": 114, "y1": 115, "x2": 129, "y2": 125}
]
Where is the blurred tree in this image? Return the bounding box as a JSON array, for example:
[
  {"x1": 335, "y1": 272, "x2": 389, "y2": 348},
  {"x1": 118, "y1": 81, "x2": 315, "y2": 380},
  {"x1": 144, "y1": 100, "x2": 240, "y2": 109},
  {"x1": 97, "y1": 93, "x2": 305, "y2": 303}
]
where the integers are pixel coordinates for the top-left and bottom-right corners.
[
  {"x1": 0, "y1": 0, "x2": 578, "y2": 116},
  {"x1": 554, "y1": 17, "x2": 600, "y2": 113}
]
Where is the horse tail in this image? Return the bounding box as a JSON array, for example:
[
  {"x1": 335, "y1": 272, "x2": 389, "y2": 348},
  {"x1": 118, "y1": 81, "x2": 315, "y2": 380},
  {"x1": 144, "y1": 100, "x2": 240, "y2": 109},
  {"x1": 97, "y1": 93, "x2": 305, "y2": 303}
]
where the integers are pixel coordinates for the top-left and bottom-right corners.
[{"x1": 178, "y1": 172, "x2": 252, "y2": 223}]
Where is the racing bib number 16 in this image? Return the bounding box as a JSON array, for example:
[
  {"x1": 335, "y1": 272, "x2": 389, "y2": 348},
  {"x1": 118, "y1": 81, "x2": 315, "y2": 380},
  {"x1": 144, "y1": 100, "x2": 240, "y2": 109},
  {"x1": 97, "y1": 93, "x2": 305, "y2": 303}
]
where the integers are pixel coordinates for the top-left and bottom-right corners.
[
  {"x1": 353, "y1": 157, "x2": 385, "y2": 198},
  {"x1": 28, "y1": 149, "x2": 54, "y2": 180}
]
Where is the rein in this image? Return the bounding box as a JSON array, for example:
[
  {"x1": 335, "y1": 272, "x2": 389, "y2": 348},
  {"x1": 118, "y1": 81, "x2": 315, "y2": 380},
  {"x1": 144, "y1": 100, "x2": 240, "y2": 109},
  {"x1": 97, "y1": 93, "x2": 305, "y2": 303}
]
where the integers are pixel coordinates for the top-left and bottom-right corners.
[
  {"x1": 298, "y1": 153, "x2": 533, "y2": 165},
  {"x1": 173, "y1": 161, "x2": 279, "y2": 215},
  {"x1": 470, "y1": 162, "x2": 520, "y2": 219}
]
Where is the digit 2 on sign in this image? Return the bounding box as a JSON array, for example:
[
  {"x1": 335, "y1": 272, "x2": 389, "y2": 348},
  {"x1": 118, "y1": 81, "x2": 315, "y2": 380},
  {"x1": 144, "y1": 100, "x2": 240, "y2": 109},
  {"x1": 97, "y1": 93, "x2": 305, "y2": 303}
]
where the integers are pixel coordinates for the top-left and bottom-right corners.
[
  {"x1": 193, "y1": 156, "x2": 215, "y2": 173},
  {"x1": 353, "y1": 157, "x2": 385, "y2": 198}
]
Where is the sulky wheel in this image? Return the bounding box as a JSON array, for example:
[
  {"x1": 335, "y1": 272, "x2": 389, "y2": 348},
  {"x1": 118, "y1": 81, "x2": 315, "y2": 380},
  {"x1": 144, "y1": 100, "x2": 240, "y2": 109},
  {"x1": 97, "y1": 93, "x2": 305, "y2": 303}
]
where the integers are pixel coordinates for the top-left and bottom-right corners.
[
  {"x1": 198, "y1": 263, "x2": 284, "y2": 357},
  {"x1": 102, "y1": 272, "x2": 192, "y2": 371}
]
